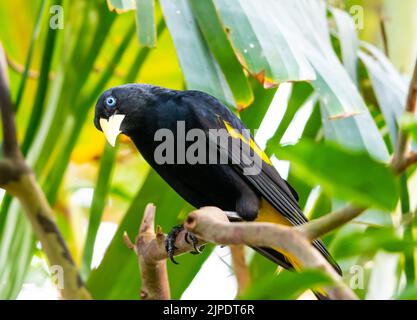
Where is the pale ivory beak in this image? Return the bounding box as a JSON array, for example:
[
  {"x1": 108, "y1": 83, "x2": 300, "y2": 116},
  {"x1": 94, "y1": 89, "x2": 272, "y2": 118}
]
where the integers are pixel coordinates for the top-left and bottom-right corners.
[{"x1": 100, "y1": 114, "x2": 126, "y2": 147}]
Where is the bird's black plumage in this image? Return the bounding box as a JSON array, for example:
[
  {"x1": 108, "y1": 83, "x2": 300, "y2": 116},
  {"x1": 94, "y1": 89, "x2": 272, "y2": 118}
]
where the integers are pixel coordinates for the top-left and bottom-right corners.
[{"x1": 94, "y1": 84, "x2": 342, "y2": 278}]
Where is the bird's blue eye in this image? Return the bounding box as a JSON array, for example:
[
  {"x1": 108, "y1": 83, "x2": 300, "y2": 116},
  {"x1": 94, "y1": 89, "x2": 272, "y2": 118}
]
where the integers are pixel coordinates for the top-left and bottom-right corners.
[{"x1": 105, "y1": 96, "x2": 117, "y2": 108}]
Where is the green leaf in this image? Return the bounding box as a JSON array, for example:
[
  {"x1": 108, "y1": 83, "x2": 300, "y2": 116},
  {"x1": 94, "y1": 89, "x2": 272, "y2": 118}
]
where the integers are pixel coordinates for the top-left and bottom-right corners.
[
  {"x1": 396, "y1": 285, "x2": 417, "y2": 300},
  {"x1": 331, "y1": 227, "x2": 416, "y2": 259},
  {"x1": 273, "y1": 0, "x2": 389, "y2": 161},
  {"x1": 81, "y1": 143, "x2": 118, "y2": 278},
  {"x1": 160, "y1": 0, "x2": 235, "y2": 108},
  {"x1": 189, "y1": 0, "x2": 253, "y2": 108},
  {"x1": 320, "y1": 104, "x2": 389, "y2": 162},
  {"x1": 15, "y1": 0, "x2": 47, "y2": 110},
  {"x1": 286, "y1": 101, "x2": 323, "y2": 209},
  {"x1": 214, "y1": 0, "x2": 316, "y2": 87},
  {"x1": 135, "y1": 0, "x2": 157, "y2": 47},
  {"x1": 20, "y1": 0, "x2": 62, "y2": 155},
  {"x1": 240, "y1": 78, "x2": 277, "y2": 131},
  {"x1": 330, "y1": 8, "x2": 359, "y2": 85},
  {"x1": 274, "y1": 139, "x2": 399, "y2": 210},
  {"x1": 242, "y1": 269, "x2": 332, "y2": 300},
  {"x1": 359, "y1": 44, "x2": 407, "y2": 145},
  {"x1": 307, "y1": 191, "x2": 332, "y2": 221},
  {"x1": 266, "y1": 82, "x2": 314, "y2": 154}
]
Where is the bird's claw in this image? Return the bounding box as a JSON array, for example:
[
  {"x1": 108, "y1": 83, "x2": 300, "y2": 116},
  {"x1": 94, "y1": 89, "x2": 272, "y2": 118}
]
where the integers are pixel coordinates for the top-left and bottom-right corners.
[
  {"x1": 165, "y1": 225, "x2": 205, "y2": 263},
  {"x1": 165, "y1": 225, "x2": 183, "y2": 264},
  {"x1": 185, "y1": 232, "x2": 204, "y2": 254}
]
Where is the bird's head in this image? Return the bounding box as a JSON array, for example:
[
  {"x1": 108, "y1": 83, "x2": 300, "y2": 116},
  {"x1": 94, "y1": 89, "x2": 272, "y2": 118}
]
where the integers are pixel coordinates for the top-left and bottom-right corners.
[{"x1": 94, "y1": 84, "x2": 153, "y2": 146}]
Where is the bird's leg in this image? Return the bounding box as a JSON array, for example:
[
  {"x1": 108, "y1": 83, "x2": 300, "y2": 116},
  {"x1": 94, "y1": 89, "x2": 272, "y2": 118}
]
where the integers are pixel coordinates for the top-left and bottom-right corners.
[{"x1": 165, "y1": 225, "x2": 205, "y2": 264}]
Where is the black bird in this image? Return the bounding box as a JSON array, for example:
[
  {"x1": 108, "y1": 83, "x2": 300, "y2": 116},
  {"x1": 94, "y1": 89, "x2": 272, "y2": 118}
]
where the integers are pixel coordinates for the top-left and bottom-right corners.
[{"x1": 94, "y1": 84, "x2": 341, "y2": 296}]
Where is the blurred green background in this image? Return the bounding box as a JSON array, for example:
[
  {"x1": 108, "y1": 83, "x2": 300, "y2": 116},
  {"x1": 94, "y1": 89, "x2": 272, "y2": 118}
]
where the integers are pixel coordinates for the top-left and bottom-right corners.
[{"x1": 0, "y1": 0, "x2": 416, "y2": 300}]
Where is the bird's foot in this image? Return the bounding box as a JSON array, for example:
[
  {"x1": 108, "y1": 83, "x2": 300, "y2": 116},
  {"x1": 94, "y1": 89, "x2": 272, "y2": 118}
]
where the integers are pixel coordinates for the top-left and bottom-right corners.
[
  {"x1": 165, "y1": 225, "x2": 205, "y2": 264},
  {"x1": 185, "y1": 232, "x2": 205, "y2": 255}
]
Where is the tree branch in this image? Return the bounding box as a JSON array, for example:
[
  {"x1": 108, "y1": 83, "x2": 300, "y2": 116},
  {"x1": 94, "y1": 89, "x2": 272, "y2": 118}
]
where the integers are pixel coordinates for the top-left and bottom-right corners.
[
  {"x1": 0, "y1": 43, "x2": 22, "y2": 160},
  {"x1": 126, "y1": 205, "x2": 357, "y2": 300},
  {"x1": 0, "y1": 42, "x2": 90, "y2": 300},
  {"x1": 392, "y1": 56, "x2": 417, "y2": 171},
  {"x1": 124, "y1": 204, "x2": 171, "y2": 300},
  {"x1": 185, "y1": 207, "x2": 357, "y2": 300},
  {"x1": 299, "y1": 205, "x2": 365, "y2": 241},
  {"x1": 395, "y1": 152, "x2": 417, "y2": 174},
  {"x1": 230, "y1": 245, "x2": 251, "y2": 296},
  {"x1": 123, "y1": 204, "x2": 206, "y2": 300}
]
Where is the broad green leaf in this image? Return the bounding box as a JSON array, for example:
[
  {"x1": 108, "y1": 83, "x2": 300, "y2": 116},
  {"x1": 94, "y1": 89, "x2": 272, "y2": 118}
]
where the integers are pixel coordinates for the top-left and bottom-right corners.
[
  {"x1": 135, "y1": 0, "x2": 156, "y2": 47},
  {"x1": 274, "y1": 139, "x2": 399, "y2": 210},
  {"x1": 396, "y1": 285, "x2": 417, "y2": 300},
  {"x1": 214, "y1": 0, "x2": 316, "y2": 87},
  {"x1": 399, "y1": 173, "x2": 415, "y2": 285},
  {"x1": 160, "y1": 0, "x2": 234, "y2": 108},
  {"x1": 331, "y1": 227, "x2": 415, "y2": 259},
  {"x1": 0, "y1": 204, "x2": 33, "y2": 299},
  {"x1": 189, "y1": 0, "x2": 253, "y2": 108},
  {"x1": 41, "y1": 16, "x2": 132, "y2": 205},
  {"x1": 87, "y1": 171, "x2": 211, "y2": 299},
  {"x1": 240, "y1": 78, "x2": 277, "y2": 131},
  {"x1": 266, "y1": 82, "x2": 314, "y2": 154},
  {"x1": 286, "y1": 101, "x2": 323, "y2": 209},
  {"x1": 331, "y1": 7, "x2": 359, "y2": 85},
  {"x1": 242, "y1": 269, "x2": 332, "y2": 300},
  {"x1": 359, "y1": 44, "x2": 407, "y2": 145},
  {"x1": 249, "y1": 248, "x2": 278, "y2": 283},
  {"x1": 81, "y1": 143, "x2": 118, "y2": 277},
  {"x1": 20, "y1": 0, "x2": 61, "y2": 155},
  {"x1": 15, "y1": 0, "x2": 47, "y2": 110},
  {"x1": 271, "y1": 0, "x2": 389, "y2": 161},
  {"x1": 307, "y1": 191, "x2": 332, "y2": 221}
]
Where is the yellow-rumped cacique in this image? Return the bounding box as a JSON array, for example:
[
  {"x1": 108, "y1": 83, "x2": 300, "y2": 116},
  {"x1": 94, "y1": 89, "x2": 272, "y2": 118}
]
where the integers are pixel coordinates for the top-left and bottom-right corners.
[{"x1": 94, "y1": 84, "x2": 341, "y2": 299}]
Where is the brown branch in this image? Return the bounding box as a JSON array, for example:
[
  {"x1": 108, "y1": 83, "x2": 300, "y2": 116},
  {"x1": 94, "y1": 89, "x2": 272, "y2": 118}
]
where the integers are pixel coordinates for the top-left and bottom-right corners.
[
  {"x1": 124, "y1": 204, "x2": 206, "y2": 300},
  {"x1": 6, "y1": 51, "x2": 124, "y2": 80},
  {"x1": 395, "y1": 152, "x2": 417, "y2": 174},
  {"x1": 124, "y1": 204, "x2": 170, "y2": 300},
  {"x1": 126, "y1": 205, "x2": 356, "y2": 300},
  {"x1": 379, "y1": 14, "x2": 390, "y2": 58},
  {"x1": 184, "y1": 207, "x2": 357, "y2": 300},
  {"x1": 299, "y1": 205, "x2": 365, "y2": 241},
  {"x1": 5, "y1": 53, "x2": 39, "y2": 79},
  {"x1": 392, "y1": 56, "x2": 417, "y2": 171},
  {"x1": 0, "y1": 42, "x2": 90, "y2": 300},
  {"x1": 230, "y1": 245, "x2": 251, "y2": 296},
  {"x1": 0, "y1": 43, "x2": 23, "y2": 160}
]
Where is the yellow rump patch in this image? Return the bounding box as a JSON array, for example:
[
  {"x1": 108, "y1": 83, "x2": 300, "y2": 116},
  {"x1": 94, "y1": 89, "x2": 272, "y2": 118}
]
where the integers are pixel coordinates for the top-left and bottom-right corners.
[
  {"x1": 223, "y1": 121, "x2": 272, "y2": 165},
  {"x1": 256, "y1": 199, "x2": 302, "y2": 271},
  {"x1": 256, "y1": 199, "x2": 329, "y2": 298}
]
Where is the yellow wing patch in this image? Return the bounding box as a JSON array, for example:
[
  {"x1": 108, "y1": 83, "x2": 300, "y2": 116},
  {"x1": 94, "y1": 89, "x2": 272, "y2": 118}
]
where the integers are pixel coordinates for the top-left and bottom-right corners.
[{"x1": 223, "y1": 121, "x2": 272, "y2": 165}]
